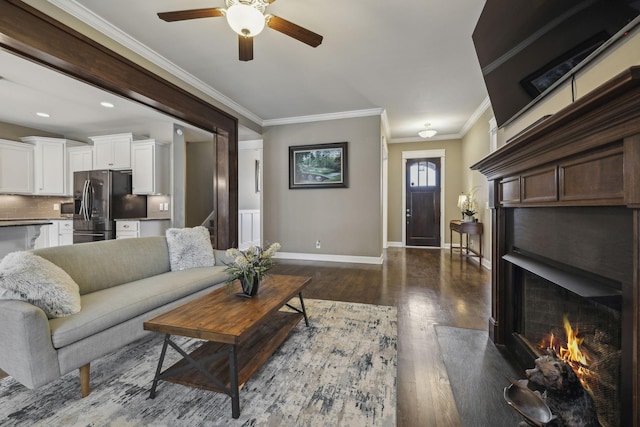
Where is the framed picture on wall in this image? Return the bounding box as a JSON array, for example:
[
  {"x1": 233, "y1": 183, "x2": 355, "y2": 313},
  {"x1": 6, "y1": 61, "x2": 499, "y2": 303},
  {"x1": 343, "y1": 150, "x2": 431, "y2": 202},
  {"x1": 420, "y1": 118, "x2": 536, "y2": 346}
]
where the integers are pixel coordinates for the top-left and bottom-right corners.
[{"x1": 289, "y1": 142, "x2": 348, "y2": 189}]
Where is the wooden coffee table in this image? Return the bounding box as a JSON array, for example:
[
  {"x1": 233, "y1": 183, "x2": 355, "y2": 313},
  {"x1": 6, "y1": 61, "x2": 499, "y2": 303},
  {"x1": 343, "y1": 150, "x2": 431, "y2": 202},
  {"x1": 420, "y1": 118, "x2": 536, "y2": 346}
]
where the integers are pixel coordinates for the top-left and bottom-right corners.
[{"x1": 143, "y1": 274, "x2": 312, "y2": 418}]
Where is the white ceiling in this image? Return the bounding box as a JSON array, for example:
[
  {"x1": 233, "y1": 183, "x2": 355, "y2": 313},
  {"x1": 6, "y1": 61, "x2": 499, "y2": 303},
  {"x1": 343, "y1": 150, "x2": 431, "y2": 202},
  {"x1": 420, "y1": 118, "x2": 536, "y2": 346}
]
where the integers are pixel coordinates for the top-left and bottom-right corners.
[{"x1": 0, "y1": 0, "x2": 490, "y2": 142}]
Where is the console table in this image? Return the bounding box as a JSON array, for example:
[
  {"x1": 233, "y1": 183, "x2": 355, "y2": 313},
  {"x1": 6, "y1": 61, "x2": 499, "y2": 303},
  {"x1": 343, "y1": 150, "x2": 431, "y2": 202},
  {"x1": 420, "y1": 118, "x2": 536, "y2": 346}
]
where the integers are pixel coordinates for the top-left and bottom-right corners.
[{"x1": 449, "y1": 220, "x2": 483, "y2": 265}]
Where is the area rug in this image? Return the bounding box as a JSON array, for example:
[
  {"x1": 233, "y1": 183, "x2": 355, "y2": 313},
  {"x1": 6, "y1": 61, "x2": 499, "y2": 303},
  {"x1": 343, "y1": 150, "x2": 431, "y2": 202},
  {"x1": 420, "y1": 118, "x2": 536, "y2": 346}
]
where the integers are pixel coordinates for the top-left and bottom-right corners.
[
  {"x1": 0, "y1": 299, "x2": 397, "y2": 427},
  {"x1": 435, "y1": 325, "x2": 525, "y2": 426}
]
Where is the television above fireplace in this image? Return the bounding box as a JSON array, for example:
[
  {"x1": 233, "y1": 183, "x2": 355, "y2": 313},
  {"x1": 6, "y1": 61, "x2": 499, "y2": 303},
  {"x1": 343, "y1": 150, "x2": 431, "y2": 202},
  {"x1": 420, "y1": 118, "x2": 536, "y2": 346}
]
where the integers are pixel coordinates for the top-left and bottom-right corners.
[{"x1": 472, "y1": 0, "x2": 640, "y2": 127}]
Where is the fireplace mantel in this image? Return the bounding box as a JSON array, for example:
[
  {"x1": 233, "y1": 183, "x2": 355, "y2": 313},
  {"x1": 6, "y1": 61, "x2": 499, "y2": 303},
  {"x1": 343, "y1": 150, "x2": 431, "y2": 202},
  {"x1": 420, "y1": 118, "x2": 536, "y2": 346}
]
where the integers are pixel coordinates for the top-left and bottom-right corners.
[{"x1": 471, "y1": 66, "x2": 640, "y2": 427}]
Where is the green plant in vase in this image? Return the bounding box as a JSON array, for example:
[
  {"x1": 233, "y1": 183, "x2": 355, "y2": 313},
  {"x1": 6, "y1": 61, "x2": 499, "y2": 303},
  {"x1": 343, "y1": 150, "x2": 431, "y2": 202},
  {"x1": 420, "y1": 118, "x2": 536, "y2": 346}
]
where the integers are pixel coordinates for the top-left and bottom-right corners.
[{"x1": 224, "y1": 242, "x2": 281, "y2": 297}]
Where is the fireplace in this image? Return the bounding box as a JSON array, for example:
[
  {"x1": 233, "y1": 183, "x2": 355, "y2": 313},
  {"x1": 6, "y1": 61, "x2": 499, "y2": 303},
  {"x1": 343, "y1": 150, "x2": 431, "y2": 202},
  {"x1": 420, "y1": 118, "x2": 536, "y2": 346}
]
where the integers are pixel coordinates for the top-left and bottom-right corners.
[{"x1": 471, "y1": 67, "x2": 640, "y2": 426}]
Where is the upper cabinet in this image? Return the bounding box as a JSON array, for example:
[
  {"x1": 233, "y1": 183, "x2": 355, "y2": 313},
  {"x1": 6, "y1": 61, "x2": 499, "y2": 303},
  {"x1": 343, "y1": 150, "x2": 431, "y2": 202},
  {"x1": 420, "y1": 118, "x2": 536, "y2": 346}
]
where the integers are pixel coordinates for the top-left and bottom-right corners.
[
  {"x1": 90, "y1": 133, "x2": 132, "y2": 170},
  {"x1": 21, "y1": 136, "x2": 85, "y2": 196},
  {"x1": 0, "y1": 139, "x2": 33, "y2": 194},
  {"x1": 67, "y1": 145, "x2": 93, "y2": 196},
  {"x1": 131, "y1": 139, "x2": 170, "y2": 195}
]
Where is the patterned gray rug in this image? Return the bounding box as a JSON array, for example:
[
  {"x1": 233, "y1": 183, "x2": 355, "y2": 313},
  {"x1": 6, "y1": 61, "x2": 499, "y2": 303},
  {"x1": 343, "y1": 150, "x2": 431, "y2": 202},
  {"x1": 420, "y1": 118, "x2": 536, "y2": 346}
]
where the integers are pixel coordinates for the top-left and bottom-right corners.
[{"x1": 0, "y1": 299, "x2": 397, "y2": 427}]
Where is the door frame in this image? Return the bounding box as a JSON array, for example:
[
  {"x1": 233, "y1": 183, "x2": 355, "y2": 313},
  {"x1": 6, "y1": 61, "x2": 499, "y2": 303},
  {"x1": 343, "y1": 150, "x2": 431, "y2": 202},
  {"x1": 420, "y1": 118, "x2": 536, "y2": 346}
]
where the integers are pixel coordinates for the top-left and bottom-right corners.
[{"x1": 401, "y1": 149, "x2": 446, "y2": 248}]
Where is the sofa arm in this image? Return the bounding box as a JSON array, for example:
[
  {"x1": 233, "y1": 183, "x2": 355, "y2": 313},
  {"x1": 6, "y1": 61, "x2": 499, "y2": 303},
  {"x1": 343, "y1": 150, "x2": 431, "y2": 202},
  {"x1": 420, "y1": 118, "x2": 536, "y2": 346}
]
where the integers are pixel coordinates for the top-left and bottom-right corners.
[
  {"x1": 215, "y1": 249, "x2": 234, "y2": 267},
  {"x1": 0, "y1": 300, "x2": 60, "y2": 389}
]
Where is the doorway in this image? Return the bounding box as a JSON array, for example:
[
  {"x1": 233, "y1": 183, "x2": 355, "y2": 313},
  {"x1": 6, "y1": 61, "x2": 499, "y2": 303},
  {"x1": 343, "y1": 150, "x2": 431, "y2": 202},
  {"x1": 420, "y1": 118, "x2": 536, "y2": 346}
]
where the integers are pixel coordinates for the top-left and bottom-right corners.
[
  {"x1": 401, "y1": 149, "x2": 445, "y2": 248},
  {"x1": 405, "y1": 158, "x2": 441, "y2": 246}
]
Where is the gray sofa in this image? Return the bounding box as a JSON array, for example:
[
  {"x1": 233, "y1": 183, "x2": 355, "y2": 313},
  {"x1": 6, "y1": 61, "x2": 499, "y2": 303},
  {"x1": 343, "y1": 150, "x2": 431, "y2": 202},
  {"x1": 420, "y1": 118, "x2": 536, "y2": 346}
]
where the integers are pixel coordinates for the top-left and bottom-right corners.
[{"x1": 0, "y1": 236, "x2": 230, "y2": 396}]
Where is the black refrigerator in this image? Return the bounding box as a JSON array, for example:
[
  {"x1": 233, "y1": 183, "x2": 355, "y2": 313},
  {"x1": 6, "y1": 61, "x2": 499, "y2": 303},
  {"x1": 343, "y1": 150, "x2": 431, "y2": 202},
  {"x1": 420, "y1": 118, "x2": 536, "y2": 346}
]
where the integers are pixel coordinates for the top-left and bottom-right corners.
[{"x1": 73, "y1": 170, "x2": 146, "y2": 243}]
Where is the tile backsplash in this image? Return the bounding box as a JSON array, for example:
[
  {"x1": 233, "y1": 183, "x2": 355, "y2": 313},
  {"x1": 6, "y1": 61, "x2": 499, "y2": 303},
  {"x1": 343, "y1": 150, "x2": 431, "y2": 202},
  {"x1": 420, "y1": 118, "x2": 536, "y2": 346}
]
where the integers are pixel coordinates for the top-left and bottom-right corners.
[
  {"x1": 0, "y1": 195, "x2": 73, "y2": 219},
  {"x1": 0, "y1": 194, "x2": 172, "y2": 220}
]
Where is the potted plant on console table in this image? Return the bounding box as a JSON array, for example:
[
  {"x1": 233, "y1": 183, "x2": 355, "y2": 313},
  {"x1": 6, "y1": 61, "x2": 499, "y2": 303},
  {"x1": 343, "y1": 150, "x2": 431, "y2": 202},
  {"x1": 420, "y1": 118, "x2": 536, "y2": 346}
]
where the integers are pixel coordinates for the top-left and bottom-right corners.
[
  {"x1": 224, "y1": 242, "x2": 281, "y2": 297},
  {"x1": 458, "y1": 188, "x2": 478, "y2": 222}
]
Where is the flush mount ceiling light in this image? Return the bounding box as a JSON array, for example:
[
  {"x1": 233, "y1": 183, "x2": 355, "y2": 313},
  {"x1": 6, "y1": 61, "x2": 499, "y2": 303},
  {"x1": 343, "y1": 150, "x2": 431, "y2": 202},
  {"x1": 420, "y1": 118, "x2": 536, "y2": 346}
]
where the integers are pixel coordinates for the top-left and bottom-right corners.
[
  {"x1": 100, "y1": 101, "x2": 115, "y2": 108},
  {"x1": 36, "y1": 112, "x2": 50, "y2": 118},
  {"x1": 418, "y1": 123, "x2": 437, "y2": 138}
]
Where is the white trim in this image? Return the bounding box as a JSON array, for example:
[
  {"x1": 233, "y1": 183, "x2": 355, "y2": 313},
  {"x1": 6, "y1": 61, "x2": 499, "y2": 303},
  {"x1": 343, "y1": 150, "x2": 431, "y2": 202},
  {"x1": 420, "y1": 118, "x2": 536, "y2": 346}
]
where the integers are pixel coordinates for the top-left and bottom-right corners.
[
  {"x1": 262, "y1": 108, "x2": 385, "y2": 127},
  {"x1": 275, "y1": 252, "x2": 384, "y2": 265},
  {"x1": 381, "y1": 109, "x2": 391, "y2": 139},
  {"x1": 386, "y1": 241, "x2": 403, "y2": 248},
  {"x1": 459, "y1": 97, "x2": 491, "y2": 137},
  {"x1": 401, "y1": 149, "x2": 446, "y2": 248}
]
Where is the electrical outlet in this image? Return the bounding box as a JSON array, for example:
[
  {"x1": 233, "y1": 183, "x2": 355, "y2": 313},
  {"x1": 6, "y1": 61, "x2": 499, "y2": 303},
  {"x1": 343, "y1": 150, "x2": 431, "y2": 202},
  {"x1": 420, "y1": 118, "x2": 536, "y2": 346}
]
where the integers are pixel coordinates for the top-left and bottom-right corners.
[
  {"x1": 163, "y1": 203, "x2": 169, "y2": 211},
  {"x1": 158, "y1": 203, "x2": 164, "y2": 211},
  {"x1": 53, "y1": 203, "x2": 59, "y2": 211},
  {"x1": 315, "y1": 240, "x2": 321, "y2": 249}
]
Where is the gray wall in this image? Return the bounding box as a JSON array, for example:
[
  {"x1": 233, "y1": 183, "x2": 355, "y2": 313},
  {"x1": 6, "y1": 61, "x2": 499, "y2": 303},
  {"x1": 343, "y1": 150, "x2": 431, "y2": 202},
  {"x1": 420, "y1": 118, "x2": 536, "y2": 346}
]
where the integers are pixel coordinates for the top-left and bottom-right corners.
[{"x1": 263, "y1": 116, "x2": 382, "y2": 258}]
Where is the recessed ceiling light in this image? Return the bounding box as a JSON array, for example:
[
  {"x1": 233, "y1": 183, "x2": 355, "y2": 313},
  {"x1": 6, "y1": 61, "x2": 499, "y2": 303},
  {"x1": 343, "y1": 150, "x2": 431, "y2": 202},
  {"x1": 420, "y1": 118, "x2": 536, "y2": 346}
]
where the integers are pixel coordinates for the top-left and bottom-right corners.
[
  {"x1": 36, "y1": 112, "x2": 50, "y2": 118},
  {"x1": 100, "y1": 101, "x2": 115, "y2": 108}
]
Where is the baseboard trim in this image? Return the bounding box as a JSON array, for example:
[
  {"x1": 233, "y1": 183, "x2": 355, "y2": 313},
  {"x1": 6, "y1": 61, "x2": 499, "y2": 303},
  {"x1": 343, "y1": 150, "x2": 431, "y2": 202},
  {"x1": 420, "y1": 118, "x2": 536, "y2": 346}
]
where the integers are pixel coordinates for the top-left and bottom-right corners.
[
  {"x1": 275, "y1": 252, "x2": 384, "y2": 265},
  {"x1": 387, "y1": 241, "x2": 403, "y2": 248}
]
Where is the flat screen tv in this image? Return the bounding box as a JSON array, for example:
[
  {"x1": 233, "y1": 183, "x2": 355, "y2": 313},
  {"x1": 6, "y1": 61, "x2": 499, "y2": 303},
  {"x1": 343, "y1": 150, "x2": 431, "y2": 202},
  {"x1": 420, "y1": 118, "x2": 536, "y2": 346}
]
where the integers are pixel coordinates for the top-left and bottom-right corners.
[{"x1": 473, "y1": 0, "x2": 640, "y2": 127}]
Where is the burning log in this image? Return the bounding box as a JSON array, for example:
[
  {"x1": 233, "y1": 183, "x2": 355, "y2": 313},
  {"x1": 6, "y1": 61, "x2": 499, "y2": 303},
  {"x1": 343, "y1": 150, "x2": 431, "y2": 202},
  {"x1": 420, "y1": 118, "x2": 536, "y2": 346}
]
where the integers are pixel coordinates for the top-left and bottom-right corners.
[{"x1": 526, "y1": 349, "x2": 601, "y2": 427}]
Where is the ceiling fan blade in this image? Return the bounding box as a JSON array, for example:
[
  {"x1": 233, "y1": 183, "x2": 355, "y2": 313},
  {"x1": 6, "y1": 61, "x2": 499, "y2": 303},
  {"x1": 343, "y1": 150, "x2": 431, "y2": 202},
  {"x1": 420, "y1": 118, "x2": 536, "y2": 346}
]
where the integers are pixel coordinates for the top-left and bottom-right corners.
[
  {"x1": 158, "y1": 8, "x2": 225, "y2": 22},
  {"x1": 266, "y1": 15, "x2": 323, "y2": 47},
  {"x1": 239, "y1": 35, "x2": 254, "y2": 61}
]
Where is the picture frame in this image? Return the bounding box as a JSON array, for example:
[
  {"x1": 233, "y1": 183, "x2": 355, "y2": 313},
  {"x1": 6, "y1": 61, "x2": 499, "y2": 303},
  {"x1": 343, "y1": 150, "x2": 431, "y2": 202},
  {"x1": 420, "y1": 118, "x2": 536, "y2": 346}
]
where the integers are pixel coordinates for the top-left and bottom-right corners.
[
  {"x1": 289, "y1": 142, "x2": 348, "y2": 189},
  {"x1": 520, "y1": 32, "x2": 608, "y2": 98}
]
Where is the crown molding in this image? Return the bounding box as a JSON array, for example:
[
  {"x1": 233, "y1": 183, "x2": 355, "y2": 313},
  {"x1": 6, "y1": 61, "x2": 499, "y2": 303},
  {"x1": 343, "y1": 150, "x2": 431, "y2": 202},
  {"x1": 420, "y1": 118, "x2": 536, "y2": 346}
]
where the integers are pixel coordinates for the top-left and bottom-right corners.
[
  {"x1": 459, "y1": 96, "x2": 491, "y2": 137},
  {"x1": 47, "y1": 0, "x2": 263, "y2": 125},
  {"x1": 389, "y1": 134, "x2": 462, "y2": 144},
  {"x1": 262, "y1": 108, "x2": 385, "y2": 127}
]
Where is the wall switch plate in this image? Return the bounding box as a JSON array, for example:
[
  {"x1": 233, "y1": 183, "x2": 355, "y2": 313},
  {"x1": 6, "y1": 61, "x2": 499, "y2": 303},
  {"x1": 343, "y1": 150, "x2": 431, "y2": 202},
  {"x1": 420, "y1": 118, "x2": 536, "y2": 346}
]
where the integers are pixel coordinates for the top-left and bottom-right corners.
[
  {"x1": 163, "y1": 203, "x2": 169, "y2": 211},
  {"x1": 53, "y1": 203, "x2": 59, "y2": 211},
  {"x1": 315, "y1": 240, "x2": 321, "y2": 249}
]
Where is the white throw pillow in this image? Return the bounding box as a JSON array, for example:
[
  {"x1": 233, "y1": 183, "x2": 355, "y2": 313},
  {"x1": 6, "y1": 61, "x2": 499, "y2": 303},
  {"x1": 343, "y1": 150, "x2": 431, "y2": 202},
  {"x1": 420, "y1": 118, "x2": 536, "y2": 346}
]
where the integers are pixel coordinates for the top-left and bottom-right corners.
[
  {"x1": 0, "y1": 251, "x2": 81, "y2": 318},
  {"x1": 166, "y1": 226, "x2": 216, "y2": 271}
]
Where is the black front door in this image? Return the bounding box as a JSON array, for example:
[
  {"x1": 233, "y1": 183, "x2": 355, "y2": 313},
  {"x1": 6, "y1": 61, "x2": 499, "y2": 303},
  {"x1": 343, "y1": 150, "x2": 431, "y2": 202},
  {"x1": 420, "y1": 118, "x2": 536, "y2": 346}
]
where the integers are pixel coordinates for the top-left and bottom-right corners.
[{"x1": 406, "y1": 158, "x2": 441, "y2": 246}]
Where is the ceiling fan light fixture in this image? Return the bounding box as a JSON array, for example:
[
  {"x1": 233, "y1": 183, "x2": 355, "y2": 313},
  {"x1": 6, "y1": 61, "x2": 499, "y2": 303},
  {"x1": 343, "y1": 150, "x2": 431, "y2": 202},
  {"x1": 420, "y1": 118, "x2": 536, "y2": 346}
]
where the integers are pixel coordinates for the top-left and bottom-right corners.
[
  {"x1": 418, "y1": 123, "x2": 437, "y2": 138},
  {"x1": 226, "y1": 3, "x2": 265, "y2": 37}
]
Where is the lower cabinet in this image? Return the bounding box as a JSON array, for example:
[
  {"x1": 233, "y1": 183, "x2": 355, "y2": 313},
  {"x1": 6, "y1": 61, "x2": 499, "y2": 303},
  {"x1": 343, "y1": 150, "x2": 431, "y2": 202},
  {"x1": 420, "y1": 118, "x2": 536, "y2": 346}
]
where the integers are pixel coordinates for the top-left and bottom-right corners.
[
  {"x1": 35, "y1": 219, "x2": 73, "y2": 248},
  {"x1": 116, "y1": 219, "x2": 170, "y2": 239}
]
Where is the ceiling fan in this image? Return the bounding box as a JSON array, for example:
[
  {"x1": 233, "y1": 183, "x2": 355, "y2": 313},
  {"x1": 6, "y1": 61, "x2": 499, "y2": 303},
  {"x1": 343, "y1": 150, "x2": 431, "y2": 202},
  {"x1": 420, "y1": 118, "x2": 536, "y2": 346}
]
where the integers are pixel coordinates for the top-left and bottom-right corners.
[{"x1": 158, "y1": 0, "x2": 323, "y2": 61}]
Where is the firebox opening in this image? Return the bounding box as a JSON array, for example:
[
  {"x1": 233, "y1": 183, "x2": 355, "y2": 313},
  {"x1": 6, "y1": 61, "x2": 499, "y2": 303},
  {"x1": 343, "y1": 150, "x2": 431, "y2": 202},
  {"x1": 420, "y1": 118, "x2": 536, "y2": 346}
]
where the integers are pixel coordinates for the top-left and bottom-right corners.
[{"x1": 516, "y1": 267, "x2": 622, "y2": 427}]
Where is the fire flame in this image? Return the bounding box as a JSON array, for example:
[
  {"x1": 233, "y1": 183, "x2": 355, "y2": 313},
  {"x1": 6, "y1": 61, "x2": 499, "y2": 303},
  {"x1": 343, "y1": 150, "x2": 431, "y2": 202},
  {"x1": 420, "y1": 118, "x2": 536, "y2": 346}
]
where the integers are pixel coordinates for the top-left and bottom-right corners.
[{"x1": 540, "y1": 315, "x2": 594, "y2": 393}]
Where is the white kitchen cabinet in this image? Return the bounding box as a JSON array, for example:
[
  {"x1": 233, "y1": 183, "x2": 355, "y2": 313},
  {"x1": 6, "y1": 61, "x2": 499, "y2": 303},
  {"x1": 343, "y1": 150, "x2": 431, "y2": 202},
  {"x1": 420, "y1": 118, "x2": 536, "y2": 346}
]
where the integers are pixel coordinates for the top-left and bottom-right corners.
[
  {"x1": 35, "y1": 219, "x2": 74, "y2": 248},
  {"x1": 131, "y1": 139, "x2": 170, "y2": 195},
  {"x1": 67, "y1": 145, "x2": 93, "y2": 196},
  {"x1": 90, "y1": 133, "x2": 132, "y2": 170},
  {"x1": 21, "y1": 137, "x2": 85, "y2": 196},
  {"x1": 116, "y1": 219, "x2": 170, "y2": 239},
  {"x1": 57, "y1": 220, "x2": 74, "y2": 246},
  {"x1": 0, "y1": 139, "x2": 34, "y2": 194}
]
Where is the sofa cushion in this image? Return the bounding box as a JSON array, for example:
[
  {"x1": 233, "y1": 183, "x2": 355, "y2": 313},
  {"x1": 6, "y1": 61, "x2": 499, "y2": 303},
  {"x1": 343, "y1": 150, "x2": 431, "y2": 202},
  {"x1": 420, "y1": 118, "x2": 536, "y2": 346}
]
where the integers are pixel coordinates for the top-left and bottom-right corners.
[
  {"x1": 166, "y1": 226, "x2": 216, "y2": 271},
  {"x1": 34, "y1": 236, "x2": 171, "y2": 295},
  {"x1": 48, "y1": 266, "x2": 230, "y2": 348},
  {"x1": 0, "y1": 251, "x2": 81, "y2": 318}
]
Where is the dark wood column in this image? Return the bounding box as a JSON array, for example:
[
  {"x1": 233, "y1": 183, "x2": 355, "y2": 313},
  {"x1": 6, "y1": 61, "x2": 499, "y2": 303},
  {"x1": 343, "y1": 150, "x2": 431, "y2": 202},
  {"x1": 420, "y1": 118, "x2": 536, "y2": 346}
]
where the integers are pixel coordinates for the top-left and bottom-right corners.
[{"x1": 0, "y1": 0, "x2": 239, "y2": 248}]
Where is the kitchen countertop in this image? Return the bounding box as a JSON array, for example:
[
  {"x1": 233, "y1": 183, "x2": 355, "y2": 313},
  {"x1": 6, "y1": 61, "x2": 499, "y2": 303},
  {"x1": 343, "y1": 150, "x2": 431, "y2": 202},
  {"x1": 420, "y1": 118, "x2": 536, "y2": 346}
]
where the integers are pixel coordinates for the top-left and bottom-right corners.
[{"x1": 0, "y1": 220, "x2": 53, "y2": 227}]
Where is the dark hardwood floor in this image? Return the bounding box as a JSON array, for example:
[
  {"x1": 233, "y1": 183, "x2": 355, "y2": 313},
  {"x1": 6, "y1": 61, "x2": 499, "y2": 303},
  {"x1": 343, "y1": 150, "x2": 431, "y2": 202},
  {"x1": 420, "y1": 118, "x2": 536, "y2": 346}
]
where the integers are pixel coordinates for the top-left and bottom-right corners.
[{"x1": 272, "y1": 247, "x2": 491, "y2": 427}]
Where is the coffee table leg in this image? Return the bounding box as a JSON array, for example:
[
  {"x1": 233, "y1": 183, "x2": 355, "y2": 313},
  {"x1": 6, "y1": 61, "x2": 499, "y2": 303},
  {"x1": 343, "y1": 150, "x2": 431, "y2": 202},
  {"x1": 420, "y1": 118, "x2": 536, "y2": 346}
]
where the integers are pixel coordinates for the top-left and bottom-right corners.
[
  {"x1": 298, "y1": 293, "x2": 309, "y2": 327},
  {"x1": 228, "y1": 344, "x2": 240, "y2": 419},
  {"x1": 149, "y1": 334, "x2": 170, "y2": 399}
]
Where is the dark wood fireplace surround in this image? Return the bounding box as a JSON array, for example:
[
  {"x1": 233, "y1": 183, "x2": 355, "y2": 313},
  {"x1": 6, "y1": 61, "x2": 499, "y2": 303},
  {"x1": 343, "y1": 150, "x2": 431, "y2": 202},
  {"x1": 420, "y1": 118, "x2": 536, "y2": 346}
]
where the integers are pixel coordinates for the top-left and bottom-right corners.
[{"x1": 472, "y1": 67, "x2": 640, "y2": 426}]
